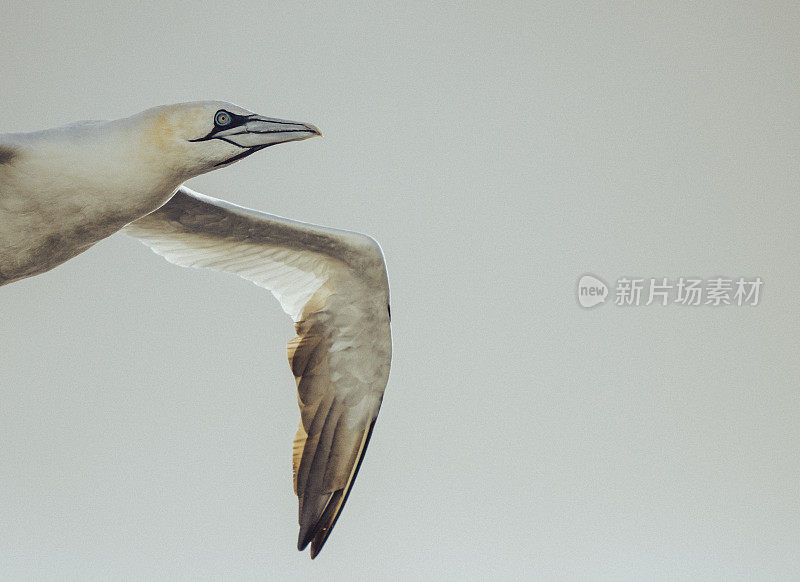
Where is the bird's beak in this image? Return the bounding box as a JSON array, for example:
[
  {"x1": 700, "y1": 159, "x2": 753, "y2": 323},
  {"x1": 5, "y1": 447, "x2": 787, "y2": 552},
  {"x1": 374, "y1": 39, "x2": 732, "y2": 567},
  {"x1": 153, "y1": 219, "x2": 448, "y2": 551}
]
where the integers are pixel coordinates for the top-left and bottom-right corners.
[{"x1": 211, "y1": 116, "x2": 322, "y2": 148}]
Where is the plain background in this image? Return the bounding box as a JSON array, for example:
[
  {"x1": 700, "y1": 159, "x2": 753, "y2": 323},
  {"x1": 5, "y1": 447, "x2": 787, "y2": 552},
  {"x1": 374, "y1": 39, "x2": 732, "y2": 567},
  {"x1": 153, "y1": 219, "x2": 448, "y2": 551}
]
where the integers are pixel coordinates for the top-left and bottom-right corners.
[{"x1": 1, "y1": 2, "x2": 799, "y2": 580}]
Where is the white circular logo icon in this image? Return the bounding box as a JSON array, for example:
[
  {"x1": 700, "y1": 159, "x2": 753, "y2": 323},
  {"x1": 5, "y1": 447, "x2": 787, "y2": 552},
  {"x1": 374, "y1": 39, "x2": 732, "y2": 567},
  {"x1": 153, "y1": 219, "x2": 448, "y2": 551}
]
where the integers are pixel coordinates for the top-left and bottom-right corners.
[{"x1": 577, "y1": 274, "x2": 608, "y2": 308}]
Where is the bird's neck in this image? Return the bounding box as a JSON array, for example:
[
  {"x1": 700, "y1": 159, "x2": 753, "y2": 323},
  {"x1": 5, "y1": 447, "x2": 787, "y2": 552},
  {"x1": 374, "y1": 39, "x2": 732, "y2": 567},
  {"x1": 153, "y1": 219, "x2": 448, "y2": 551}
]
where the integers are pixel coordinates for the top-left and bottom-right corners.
[
  {"x1": 1, "y1": 123, "x2": 185, "y2": 257},
  {"x1": 33, "y1": 120, "x2": 185, "y2": 216}
]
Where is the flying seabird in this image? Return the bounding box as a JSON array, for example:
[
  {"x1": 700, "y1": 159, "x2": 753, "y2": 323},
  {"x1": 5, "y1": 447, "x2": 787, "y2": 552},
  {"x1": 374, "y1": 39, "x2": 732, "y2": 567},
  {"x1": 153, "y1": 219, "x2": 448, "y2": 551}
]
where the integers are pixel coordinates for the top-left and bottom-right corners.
[{"x1": 0, "y1": 101, "x2": 391, "y2": 558}]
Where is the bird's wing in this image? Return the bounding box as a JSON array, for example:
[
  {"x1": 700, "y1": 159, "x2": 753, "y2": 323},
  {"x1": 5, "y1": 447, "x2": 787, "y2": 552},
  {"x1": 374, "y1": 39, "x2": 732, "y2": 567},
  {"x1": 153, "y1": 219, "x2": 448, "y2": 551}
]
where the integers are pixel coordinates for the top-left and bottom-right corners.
[{"x1": 123, "y1": 186, "x2": 391, "y2": 558}]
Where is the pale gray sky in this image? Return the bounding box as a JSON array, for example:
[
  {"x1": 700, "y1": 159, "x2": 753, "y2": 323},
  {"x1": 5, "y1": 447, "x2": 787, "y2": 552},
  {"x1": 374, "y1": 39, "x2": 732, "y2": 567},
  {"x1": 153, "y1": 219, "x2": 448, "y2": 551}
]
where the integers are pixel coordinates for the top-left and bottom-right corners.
[{"x1": 2, "y1": 2, "x2": 799, "y2": 580}]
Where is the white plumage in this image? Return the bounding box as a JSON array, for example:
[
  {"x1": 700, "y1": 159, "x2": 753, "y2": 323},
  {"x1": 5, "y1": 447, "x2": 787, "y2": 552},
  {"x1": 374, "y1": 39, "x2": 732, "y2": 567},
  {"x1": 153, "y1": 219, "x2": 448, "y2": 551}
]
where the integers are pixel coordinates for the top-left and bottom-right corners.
[{"x1": 0, "y1": 101, "x2": 391, "y2": 558}]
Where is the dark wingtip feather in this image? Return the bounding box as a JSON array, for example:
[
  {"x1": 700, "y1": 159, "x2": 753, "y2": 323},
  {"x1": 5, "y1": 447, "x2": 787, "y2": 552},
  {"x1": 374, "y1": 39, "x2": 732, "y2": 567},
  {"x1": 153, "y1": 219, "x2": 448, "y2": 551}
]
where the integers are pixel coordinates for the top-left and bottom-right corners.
[
  {"x1": 300, "y1": 420, "x2": 377, "y2": 559},
  {"x1": 298, "y1": 530, "x2": 313, "y2": 551}
]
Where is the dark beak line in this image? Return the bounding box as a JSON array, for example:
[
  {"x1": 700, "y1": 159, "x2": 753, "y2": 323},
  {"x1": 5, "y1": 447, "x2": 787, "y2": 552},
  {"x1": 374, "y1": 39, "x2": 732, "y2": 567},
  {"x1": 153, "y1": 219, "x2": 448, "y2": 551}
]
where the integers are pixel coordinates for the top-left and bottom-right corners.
[
  {"x1": 247, "y1": 128, "x2": 318, "y2": 135},
  {"x1": 214, "y1": 143, "x2": 272, "y2": 167}
]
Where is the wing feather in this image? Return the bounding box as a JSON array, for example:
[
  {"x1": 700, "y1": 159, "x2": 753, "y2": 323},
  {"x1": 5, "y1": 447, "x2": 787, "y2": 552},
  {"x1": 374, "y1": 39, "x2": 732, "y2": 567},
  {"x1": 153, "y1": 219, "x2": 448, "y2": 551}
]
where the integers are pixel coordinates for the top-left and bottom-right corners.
[{"x1": 124, "y1": 186, "x2": 391, "y2": 558}]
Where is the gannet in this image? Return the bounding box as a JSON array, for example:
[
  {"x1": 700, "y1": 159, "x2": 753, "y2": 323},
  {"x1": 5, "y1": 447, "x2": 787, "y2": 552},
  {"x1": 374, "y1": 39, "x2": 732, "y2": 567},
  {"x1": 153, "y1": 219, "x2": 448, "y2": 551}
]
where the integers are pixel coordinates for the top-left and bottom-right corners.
[{"x1": 0, "y1": 101, "x2": 391, "y2": 558}]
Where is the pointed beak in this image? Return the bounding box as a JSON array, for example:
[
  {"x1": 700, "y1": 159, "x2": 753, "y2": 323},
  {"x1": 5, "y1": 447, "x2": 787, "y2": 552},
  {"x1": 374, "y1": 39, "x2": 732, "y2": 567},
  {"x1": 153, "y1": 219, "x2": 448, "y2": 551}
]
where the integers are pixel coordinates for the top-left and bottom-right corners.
[{"x1": 212, "y1": 116, "x2": 322, "y2": 148}]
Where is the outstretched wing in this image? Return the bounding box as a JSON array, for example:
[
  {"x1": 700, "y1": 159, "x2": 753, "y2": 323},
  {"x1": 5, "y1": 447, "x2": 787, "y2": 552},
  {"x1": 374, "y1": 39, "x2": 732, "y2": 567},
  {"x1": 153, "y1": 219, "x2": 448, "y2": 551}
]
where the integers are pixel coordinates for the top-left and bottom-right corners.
[{"x1": 123, "y1": 186, "x2": 391, "y2": 558}]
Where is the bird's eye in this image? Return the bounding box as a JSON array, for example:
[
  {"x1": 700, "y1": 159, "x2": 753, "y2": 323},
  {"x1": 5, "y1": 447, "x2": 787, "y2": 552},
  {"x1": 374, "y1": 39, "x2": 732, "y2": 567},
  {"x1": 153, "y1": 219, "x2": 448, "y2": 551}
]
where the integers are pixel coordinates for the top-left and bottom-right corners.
[{"x1": 215, "y1": 111, "x2": 232, "y2": 126}]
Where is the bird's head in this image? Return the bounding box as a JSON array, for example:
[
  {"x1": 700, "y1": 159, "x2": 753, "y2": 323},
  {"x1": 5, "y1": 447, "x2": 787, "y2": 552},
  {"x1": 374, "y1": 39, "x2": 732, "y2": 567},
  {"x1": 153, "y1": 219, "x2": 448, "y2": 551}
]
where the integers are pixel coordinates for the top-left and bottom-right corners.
[{"x1": 130, "y1": 101, "x2": 321, "y2": 179}]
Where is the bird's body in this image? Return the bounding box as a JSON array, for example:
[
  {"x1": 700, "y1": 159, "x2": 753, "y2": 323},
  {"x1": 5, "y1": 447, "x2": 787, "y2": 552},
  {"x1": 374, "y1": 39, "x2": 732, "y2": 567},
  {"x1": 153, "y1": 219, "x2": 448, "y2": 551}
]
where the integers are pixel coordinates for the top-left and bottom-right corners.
[
  {"x1": 0, "y1": 117, "x2": 180, "y2": 283},
  {"x1": 0, "y1": 101, "x2": 391, "y2": 558}
]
